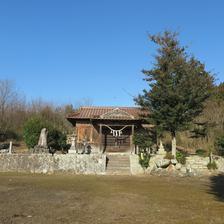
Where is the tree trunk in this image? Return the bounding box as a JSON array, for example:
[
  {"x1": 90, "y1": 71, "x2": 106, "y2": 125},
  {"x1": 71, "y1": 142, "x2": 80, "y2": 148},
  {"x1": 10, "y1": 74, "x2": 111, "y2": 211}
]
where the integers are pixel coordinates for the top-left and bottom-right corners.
[{"x1": 171, "y1": 132, "x2": 176, "y2": 158}]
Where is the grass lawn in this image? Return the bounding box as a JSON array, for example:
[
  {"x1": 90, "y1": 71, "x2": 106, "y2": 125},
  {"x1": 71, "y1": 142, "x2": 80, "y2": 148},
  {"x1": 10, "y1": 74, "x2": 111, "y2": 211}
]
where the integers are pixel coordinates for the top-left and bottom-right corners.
[{"x1": 0, "y1": 173, "x2": 224, "y2": 224}]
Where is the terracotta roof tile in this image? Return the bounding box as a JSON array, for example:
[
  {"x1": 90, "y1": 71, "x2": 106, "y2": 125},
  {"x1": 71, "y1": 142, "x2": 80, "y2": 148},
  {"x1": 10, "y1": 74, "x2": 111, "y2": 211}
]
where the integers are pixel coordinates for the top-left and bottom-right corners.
[{"x1": 67, "y1": 106, "x2": 148, "y2": 120}]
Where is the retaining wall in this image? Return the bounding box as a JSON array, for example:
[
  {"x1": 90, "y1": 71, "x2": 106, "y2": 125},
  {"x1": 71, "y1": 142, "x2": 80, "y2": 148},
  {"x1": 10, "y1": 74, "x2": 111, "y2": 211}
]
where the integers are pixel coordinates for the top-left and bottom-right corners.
[
  {"x1": 130, "y1": 154, "x2": 224, "y2": 176},
  {"x1": 0, "y1": 154, "x2": 106, "y2": 174}
]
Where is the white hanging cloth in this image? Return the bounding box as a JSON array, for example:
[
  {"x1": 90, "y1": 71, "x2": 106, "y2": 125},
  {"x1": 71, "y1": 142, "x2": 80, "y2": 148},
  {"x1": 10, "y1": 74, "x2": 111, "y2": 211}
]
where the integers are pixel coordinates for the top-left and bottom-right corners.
[{"x1": 104, "y1": 125, "x2": 128, "y2": 137}]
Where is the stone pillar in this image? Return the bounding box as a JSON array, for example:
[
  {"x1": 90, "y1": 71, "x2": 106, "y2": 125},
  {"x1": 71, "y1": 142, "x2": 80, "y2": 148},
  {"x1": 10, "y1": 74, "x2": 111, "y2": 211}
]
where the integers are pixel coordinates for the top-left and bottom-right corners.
[
  {"x1": 68, "y1": 133, "x2": 77, "y2": 154},
  {"x1": 38, "y1": 128, "x2": 48, "y2": 148},
  {"x1": 8, "y1": 141, "x2": 12, "y2": 154},
  {"x1": 136, "y1": 145, "x2": 139, "y2": 154}
]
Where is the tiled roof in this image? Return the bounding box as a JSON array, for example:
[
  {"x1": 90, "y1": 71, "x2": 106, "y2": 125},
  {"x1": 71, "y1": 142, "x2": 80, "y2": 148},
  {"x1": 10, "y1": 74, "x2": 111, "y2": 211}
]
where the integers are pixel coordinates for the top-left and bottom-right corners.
[{"x1": 67, "y1": 106, "x2": 148, "y2": 120}]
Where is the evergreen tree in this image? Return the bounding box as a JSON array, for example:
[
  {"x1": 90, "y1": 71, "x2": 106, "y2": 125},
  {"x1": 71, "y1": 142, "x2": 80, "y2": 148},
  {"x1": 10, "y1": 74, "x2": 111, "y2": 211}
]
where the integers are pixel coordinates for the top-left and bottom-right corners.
[{"x1": 136, "y1": 31, "x2": 214, "y2": 157}]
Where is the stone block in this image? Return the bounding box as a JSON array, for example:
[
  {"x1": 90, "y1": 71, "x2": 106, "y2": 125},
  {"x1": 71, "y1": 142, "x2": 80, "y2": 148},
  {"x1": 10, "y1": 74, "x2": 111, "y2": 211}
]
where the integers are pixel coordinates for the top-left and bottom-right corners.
[
  {"x1": 180, "y1": 167, "x2": 187, "y2": 174},
  {"x1": 175, "y1": 163, "x2": 182, "y2": 170},
  {"x1": 130, "y1": 155, "x2": 144, "y2": 175},
  {"x1": 171, "y1": 159, "x2": 178, "y2": 165},
  {"x1": 155, "y1": 159, "x2": 170, "y2": 168},
  {"x1": 166, "y1": 164, "x2": 176, "y2": 173}
]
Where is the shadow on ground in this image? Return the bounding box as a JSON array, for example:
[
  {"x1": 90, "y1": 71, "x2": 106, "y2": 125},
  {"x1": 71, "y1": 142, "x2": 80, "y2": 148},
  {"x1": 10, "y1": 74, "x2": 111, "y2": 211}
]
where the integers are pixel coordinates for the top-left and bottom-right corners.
[{"x1": 209, "y1": 173, "x2": 224, "y2": 202}]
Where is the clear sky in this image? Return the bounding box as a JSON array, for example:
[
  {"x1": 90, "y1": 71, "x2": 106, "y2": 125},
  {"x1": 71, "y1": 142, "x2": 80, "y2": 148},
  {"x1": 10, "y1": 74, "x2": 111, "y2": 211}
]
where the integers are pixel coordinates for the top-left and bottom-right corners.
[{"x1": 0, "y1": 0, "x2": 223, "y2": 107}]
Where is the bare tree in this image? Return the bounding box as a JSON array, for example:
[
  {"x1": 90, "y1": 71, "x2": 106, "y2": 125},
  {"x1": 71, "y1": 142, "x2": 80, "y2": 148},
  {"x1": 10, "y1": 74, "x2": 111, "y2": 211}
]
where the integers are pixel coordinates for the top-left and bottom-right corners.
[
  {"x1": 0, "y1": 80, "x2": 92, "y2": 142},
  {"x1": 0, "y1": 80, "x2": 17, "y2": 131},
  {"x1": 0, "y1": 79, "x2": 28, "y2": 141},
  {"x1": 73, "y1": 97, "x2": 93, "y2": 109}
]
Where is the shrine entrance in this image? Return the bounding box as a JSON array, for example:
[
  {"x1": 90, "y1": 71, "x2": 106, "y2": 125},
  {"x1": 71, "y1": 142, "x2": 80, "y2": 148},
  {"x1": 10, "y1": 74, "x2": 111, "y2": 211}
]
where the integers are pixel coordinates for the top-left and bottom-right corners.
[
  {"x1": 67, "y1": 106, "x2": 148, "y2": 154},
  {"x1": 99, "y1": 124, "x2": 135, "y2": 153}
]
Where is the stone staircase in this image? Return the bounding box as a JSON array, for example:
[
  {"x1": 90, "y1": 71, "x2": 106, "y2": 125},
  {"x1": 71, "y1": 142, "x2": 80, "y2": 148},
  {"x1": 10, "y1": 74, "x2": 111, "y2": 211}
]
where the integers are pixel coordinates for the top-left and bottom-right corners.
[{"x1": 106, "y1": 154, "x2": 131, "y2": 175}]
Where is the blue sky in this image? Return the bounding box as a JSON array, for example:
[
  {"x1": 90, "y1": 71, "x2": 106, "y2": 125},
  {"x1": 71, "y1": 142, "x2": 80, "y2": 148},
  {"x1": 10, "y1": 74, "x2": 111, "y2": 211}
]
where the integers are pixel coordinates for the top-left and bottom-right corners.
[{"x1": 0, "y1": 0, "x2": 223, "y2": 106}]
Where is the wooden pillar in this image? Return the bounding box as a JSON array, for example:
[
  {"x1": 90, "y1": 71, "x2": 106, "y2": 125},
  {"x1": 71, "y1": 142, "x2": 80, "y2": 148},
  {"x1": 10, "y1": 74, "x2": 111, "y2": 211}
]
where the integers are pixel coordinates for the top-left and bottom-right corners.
[
  {"x1": 131, "y1": 125, "x2": 135, "y2": 154},
  {"x1": 76, "y1": 126, "x2": 79, "y2": 143},
  {"x1": 90, "y1": 125, "x2": 93, "y2": 143},
  {"x1": 99, "y1": 124, "x2": 102, "y2": 153}
]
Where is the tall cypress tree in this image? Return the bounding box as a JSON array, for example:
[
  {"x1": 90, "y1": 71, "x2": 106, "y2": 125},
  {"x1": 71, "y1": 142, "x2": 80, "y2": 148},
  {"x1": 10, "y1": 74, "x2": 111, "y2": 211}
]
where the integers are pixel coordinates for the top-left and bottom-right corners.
[{"x1": 136, "y1": 31, "x2": 214, "y2": 157}]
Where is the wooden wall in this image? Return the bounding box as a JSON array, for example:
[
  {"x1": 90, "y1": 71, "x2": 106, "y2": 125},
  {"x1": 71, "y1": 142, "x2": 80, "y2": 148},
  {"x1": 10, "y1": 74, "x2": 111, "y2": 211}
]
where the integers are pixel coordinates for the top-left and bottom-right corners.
[
  {"x1": 76, "y1": 122, "x2": 100, "y2": 146},
  {"x1": 75, "y1": 121, "x2": 133, "y2": 152}
]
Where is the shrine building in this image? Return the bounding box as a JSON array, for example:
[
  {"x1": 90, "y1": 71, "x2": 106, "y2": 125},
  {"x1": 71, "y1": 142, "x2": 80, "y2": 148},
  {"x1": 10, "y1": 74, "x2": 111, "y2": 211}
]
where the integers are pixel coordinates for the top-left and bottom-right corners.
[{"x1": 67, "y1": 106, "x2": 149, "y2": 153}]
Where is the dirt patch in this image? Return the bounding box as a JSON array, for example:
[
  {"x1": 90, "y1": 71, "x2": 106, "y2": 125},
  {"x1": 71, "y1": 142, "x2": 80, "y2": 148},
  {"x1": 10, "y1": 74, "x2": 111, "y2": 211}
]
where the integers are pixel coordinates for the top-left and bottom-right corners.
[{"x1": 0, "y1": 173, "x2": 223, "y2": 223}]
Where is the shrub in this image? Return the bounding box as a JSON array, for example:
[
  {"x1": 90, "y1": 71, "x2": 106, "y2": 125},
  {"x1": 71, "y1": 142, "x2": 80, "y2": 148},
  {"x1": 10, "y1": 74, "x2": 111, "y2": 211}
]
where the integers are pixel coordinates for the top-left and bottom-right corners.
[
  {"x1": 139, "y1": 151, "x2": 150, "y2": 169},
  {"x1": 23, "y1": 117, "x2": 49, "y2": 149},
  {"x1": 0, "y1": 130, "x2": 20, "y2": 142},
  {"x1": 176, "y1": 151, "x2": 187, "y2": 165},
  {"x1": 164, "y1": 152, "x2": 174, "y2": 160},
  {"x1": 0, "y1": 143, "x2": 10, "y2": 150},
  {"x1": 48, "y1": 129, "x2": 68, "y2": 152},
  {"x1": 215, "y1": 136, "x2": 224, "y2": 156},
  {"x1": 23, "y1": 116, "x2": 68, "y2": 151},
  {"x1": 133, "y1": 129, "x2": 153, "y2": 151},
  {"x1": 207, "y1": 161, "x2": 218, "y2": 170},
  {"x1": 196, "y1": 149, "x2": 207, "y2": 157}
]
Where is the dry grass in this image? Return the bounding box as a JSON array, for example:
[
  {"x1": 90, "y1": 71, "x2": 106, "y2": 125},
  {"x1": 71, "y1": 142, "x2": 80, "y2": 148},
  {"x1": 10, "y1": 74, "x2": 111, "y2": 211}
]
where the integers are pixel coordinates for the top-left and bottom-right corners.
[{"x1": 0, "y1": 173, "x2": 224, "y2": 224}]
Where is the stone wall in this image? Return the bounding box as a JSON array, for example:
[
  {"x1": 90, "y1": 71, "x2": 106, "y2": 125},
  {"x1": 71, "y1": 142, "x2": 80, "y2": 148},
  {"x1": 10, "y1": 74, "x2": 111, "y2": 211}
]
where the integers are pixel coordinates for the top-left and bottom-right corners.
[
  {"x1": 215, "y1": 156, "x2": 224, "y2": 172},
  {"x1": 1, "y1": 153, "x2": 224, "y2": 176},
  {"x1": 185, "y1": 156, "x2": 209, "y2": 175},
  {"x1": 130, "y1": 155, "x2": 145, "y2": 175},
  {"x1": 0, "y1": 154, "x2": 106, "y2": 174},
  {"x1": 185, "y1": 156, "x2": 224, "y2": 175},
  {"x1": 130, "y1": 154, "x2": 224, "y2": 176}
]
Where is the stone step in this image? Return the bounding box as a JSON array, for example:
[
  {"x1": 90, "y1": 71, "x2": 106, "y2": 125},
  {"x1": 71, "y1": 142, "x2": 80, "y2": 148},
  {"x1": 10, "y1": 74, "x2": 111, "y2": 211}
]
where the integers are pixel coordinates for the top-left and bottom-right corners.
[
  {"x1": 106, "y1": 154, "x2": 130, "y2": 175},
  {"x1": 107, "y1": 160, "x2": 130, "y2": 163},
  {"x1": 106, "y1": 170, "x2": 131, "y2": 174},
  {"x1": 106, "y1": 156, "x2": 129, "y2": 158},
  {"x1": 106, "y1": 159, "x2": 130, "y2": 163},
  {"x1": 107, "y1": 162, "x2": 130, "y2": 167},
  {"x1": 107, "y1": 158, "x2": 130, "y2": 160},
  {"x1": 107, "y1": 164, "x2": 130, "y2": 167},
  {"x1": 107, "y1": 165, "x2": 130, "y2": 168},
  {"x1": 107, "y1": 163, "x2": 129, "y2": 165},
  {"x1": 108, "y1": 158, "x2": 129, "y2": 160},
  {"x1": 107, "y1": 161, "x2": 129, "y2": 164},
  {"x1": 107, "y1": 169, "x2": 130, "y2": 172},
  {"x1": 106, "y1": 171, "x2": 131, "y2": 175},
  {"x1": 107, "y1": 166, "x2": 130, "y2": 170}
]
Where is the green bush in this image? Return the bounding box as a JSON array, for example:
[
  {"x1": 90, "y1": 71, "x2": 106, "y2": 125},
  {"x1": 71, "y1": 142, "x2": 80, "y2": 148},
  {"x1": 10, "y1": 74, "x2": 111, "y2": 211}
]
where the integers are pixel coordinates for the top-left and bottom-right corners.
[
  {"x1": 133, "y1": 129, "x2": 153, "y2": 151},
  {"x1": 195, "y1": 149, "x2": 207, "y2": 157},
  {"x1": 164, "y1": 152, "x2": 174, "y2": 160},
  {"x1": 139, "y1": 151, "x2": 150, "y2": 169},
  {"x1": 48, "y1": 129, "x2": 68, "y2": 152},
  {"x1": 215, "y1": 136, "x2": 224, "y2": 156},
  {"x1": 0, "y1": 130, "x2": 20, "y2": 142},
  {"x1": 23, "y1": 116, "x2": 68, "y2": 151},
  {"x1": 207, "y1": 161, "x2": 218, "y2": 170},
  {"x1": 23, "y1": 117, "x2": 49, "y2": 148},
  {"x1": 176, "y1": 151, "x2": 187, "y2": 165}
]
